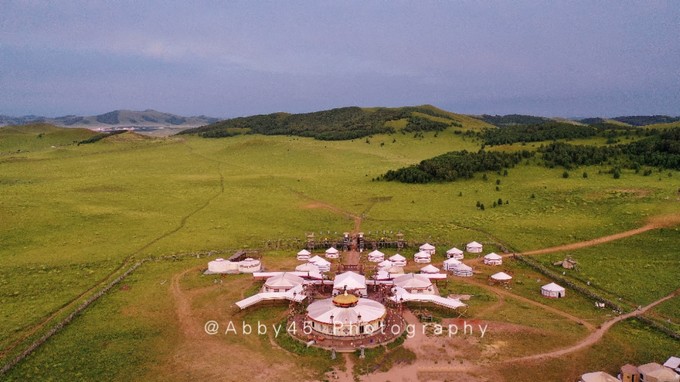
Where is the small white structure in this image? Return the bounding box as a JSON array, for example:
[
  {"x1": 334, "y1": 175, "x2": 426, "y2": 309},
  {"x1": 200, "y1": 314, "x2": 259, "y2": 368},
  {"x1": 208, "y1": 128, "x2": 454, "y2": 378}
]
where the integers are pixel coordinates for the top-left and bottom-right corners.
[
  {"x1": 420, "y1": 264, "x2": 440, "y2": 274},
  {"x1": 466, "y1": 241, "x2": 483, "y2": 253},
  {"x1": 541, "y1": 282, "x2": 566, "y2": 298},
  {"x1": 638, "y1": 363, "x2": 680, "y2": 382},
  {"x1": 442, "y1": 258, "x2": 461, "y2": 271},
  {"x1": 367, "y1": 249, "x2": 385, "y2": 263},
  {"x1": 295, "y1": 262, "x2": 320, "y2": 273},
  {"x1": 296, "y1": 249, "x2": 311, "y2": 261},
  {"x1": 414, "y1": 251, "x2": 432, "y2": 264},
  {"x1": 264, "y1": 273, "x2": 305, "y2": 293},
  {"x1": 390, "y1": 286, "x2": 466, "y2": 310},
  {"x1": 419, "y1": 243, "x2": 436, "y2": 255},
  {"x1": 333, "y1": 271, "x2": 367, "y2": 296},
  {"x1": 490, "y1": 272, "x2": 512, "y2": 283},
  {"x1": 446, "y1": 247, "x2": 464, "y2": 260},
  {"x1": 386, "y1": 265, "x2": 405, "y2": 275},
  {"x1": 665, "y1": 356, "x2": 680, "y2": 374},
  {"x1": 207, "y1": 258, "x2": 238, "y2": 274},
  {"x1": 579, "y1": 371, "x2": 619, "y2": 382},
  {"x1": 325, "y1": 247, "x2": 339, "y2": 259},
  {"x1": 238, "y1": 258, "x2": 262, "y2": 273},
  {"x1": 377, "y1": 259, "x2": 393, "y2": 271},
  {"x1": 451, "y1": 263, "x2": 473, "y2": 277},
  {"x1": 483, "y1": 253, "x2": 503, "y2": 266},
  {"x1": 389, "y1": 253, "x2": 407, "y2": 267},
  {"x1": 393, "y1": 273, "x2": 434, "y2": 294},
  {"x1": 308, "y1": 255, "x2": 331, "y2": 272}
]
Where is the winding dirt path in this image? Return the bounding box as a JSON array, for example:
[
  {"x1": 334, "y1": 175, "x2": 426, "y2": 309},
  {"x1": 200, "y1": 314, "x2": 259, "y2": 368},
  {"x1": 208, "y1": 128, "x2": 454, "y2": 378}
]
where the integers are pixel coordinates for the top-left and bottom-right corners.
[{"x1": 506, "y1": 288, "x2": 679, "y2": 363}]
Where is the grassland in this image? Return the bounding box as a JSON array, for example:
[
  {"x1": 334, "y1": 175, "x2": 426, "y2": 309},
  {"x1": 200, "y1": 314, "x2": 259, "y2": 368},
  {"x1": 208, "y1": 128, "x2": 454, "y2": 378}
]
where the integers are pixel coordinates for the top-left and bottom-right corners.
[{"x1": 1, "y1": 124, "x2": 678, "y2": 380}]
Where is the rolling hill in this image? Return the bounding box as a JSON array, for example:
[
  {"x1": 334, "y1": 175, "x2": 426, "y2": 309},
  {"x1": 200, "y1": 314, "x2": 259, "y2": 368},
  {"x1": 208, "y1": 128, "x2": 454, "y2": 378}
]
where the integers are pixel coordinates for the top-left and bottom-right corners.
[{"x1": 0, "y1": 110, "x2": 219, "y2": 129}]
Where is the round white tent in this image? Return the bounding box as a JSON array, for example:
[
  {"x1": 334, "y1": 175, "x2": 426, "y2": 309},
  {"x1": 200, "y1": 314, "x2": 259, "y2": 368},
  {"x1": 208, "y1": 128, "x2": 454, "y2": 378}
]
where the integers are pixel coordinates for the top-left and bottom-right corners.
[
  {"x1": 264, "y1": 273, "x2": 305, "y2": 292},
  {"x1": 367, "y1": 249, "x2": 385, "y2": 263},
  {"x1": 386, "y1": 265, "x2": 405, "y2": 275},
  {"x1": 296, "y1": 249, "x2": 311, "y2": 261},
  {"x1": 420, "y1": 264, "x2": 440, "y2": 274},
  {"x1": 308, "y1": 255, "x2": 331, "y2": 272},
  {"x1": 207, "y1": 258, "x2": 238, "y2": 273},
  {"x1": 443, "y1": 258, "x2": 461, "y2": 271},
  {"x1": 490, "y1": 272, "x2": 512, "y2": 283},
  {"x1": 414, "y1": 251, "x2": 431, "y2": 264},
  {"x1": 483, "y1": 253, "x2": 503, "y2": 266},
  {"x1": 389, "y1": 254, "x2": 407, "y2": 267},
  {"x1": 393, "y1": 273, "x2": 434, "y2": 294},
  {"x1": 333, "y1": 271, "x2": 367, "y2": 296},
  {"x1": 466, "y1": 241, "x2": 483, "y2": 253},
  {"x1": 446, "y1": 247, "x2": 464, "y2": 259},
  {"x1": 451, "y1": 263, "x2": 473, "y2": 277},
  {"x1": 295, "y1": 262, "x2": 320, "y2": 273},
  {"x1": 238, "y1": 258, "x2": 262, "y2": 273},
  {"x1": 541, "y1": 282, "x2": 566, "y2": 298},
  {"x1": 419, "y1": 243, "x2": 436, "y2": 255},
  {"x1": 377, "y1": 259, "x2": 393, "y2": 270},
  {"x1": 325, "y1": 247, "x2": 339, "y2": 259}
]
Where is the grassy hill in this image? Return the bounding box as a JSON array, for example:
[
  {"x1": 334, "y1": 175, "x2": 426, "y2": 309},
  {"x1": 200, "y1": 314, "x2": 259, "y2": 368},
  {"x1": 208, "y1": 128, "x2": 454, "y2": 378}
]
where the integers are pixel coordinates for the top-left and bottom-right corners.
[
  {"x1": 0, "y1": 123, "x2": 97, "y2": 153},
  {"x1": 180, "y1": 105, "x2": 491, "y2": 140}
]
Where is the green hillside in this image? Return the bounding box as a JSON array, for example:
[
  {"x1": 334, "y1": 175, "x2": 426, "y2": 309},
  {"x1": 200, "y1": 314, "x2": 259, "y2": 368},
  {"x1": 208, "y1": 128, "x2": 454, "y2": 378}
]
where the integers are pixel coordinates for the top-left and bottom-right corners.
[
  {"x1": 179, "y1": 105, "x2": 489, "y2": 140},
  {"x1": 0, "y1": 123, "x2": 97, "y2": 153}
]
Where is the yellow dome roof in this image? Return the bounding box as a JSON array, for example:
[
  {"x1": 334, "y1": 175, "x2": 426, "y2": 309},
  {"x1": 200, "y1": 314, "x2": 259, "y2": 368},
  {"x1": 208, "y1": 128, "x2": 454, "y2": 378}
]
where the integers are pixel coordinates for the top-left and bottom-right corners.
[{"x1": 332, "y1": 292, "x2": 359, "y2": 307}]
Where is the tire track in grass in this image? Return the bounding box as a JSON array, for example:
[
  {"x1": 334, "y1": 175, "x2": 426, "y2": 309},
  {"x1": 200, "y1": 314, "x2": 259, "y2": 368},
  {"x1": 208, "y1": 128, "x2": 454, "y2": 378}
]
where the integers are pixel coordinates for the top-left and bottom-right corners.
[{"x1": 0, "y1": 143, "x2": 225, "y2": 362}]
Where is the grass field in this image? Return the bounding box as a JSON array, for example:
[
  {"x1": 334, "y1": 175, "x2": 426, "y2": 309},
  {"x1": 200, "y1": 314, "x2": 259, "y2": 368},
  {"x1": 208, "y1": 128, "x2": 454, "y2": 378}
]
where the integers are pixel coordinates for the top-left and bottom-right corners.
[{"x1": 1, "y1": 125, "x2": 678, "y2": 380}]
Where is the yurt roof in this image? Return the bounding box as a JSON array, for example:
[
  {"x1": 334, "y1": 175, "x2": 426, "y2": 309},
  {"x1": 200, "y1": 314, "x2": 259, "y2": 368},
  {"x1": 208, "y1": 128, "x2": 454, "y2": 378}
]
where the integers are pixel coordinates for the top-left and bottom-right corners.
[
  {"x1": 453, "y1": 263, "x2": 472, "y2": 271},
  {"x1": 368, "y1": 249, "x2": 385, "y2": 257},
  {"x1": 377, "y1": 260, "x2": 393, "y2": 268},
  {"x1": 490, "y1": 272, "x2": 512, "y2": 281},
  {"x1": 374, "y1": 270, "x2": 391, "y2": 279},
  {"x1": 393, "y1": 273, "x2": 432, "y2": 289},
  {"x1": 443, "y1": 258, "x2": 461, "y2": 265},
  {"x1": 241, "y1": 258, "x2": 260, "y2": 265},
  {"x1": 414, "y1": 251, "x2": 431, "y2": 258},
  {"x1": 447, "y1": 247, "x2": 463, "y2": 254},
  {"x1": 542, "y1": 282, "x2": 565, "y2": 292},
  {"x1": 386, "y1": 266, "x2": 405, "y2": 274},
  {"x1": 467, "y1": 241, "x2": 482, "y2": 247},
  {"x1": 307, "y1": 298, "x2": 386, "y2": 324},
  {"x1": 420, "y1": 264, "x2": 440, "y2": 273},
  {"x1": 325, "y1": 247, "x2": 339, "y2": 254},
  {"x1": 295, "y1": 262, "x2": 320, "y2": 272},
  {"x1": 419, "y1": 243, "x2": 435, "y2": 250},
  {"x1": 333, "y1": 271, "x2": 366, "y2": 290},
  {"x1": 309, "y1": 255, "x2": 330, "y2": 266},
  {"x1": 484, "y1": 253, "x2": 502, "y2": 260},
  {"x1": 297, "y1": 249, "x2": 311, "y2": 256},
  {"x1": 389, "y1": 254, "x2": 406, "y2": 261},
  {"x1": 265, "y1": 272, "x2": 305, "y2": 288}
]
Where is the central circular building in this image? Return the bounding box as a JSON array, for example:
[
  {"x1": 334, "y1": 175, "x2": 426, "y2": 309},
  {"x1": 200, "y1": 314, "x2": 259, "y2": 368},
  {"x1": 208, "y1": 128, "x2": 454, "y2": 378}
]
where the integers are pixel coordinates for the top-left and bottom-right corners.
[{"x1": 306, "y1": 292, "x2": 386, "y2": 337}]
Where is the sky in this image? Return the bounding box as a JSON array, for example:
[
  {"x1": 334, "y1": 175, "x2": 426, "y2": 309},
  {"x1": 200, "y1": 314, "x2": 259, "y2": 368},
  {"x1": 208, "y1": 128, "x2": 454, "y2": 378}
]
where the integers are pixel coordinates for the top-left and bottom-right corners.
[{"x1": 1, "y1": 1, "x2": 679, "y2": 118}]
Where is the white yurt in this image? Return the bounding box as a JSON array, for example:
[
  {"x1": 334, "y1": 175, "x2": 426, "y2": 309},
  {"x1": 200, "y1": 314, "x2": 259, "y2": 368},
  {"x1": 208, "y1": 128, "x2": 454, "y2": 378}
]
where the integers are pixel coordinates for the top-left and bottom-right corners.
[
  {"x1": 377, "y1": 259, "x2": 393, "y2": 270},
  {"x1": 466, "y1": 241, "x2": 483, "y2": 253},
  {"x1": 264, "y1": 273, "x2": 305, "y2": 293},
  {"x1": 367, "y1": 249, "x2": 385, "y2": 263},
  {"x1": 207, "y1": 258, "x2": 238, "y2": 273},
  {"x1": 295, "y1": 262, "x2": 320, "y2": 273},
  {"x1": 443, "y1": 257, "x2": 461, "y2": 271},
  {"x1": 393, "y1": 273, "x2": 434, "y2": 294},
  {"x1": 306, "y1": 293, "x2": 386, "y2": 337},
  {"x1": 541, "y1": 282, "x2": 566, "y2": 298},
  {"x1": 325, "y1": 247, "x2": 339, "y2": 259},
  {"x1": 373, "y1": 270, "x2": 392, "y2": 280},
  {"x1": 420, "y1": 264, "x2": 440, "y2": 274},
  {"x1": 483, "y1": 253, "x2": 503, "y2": 266},
  {"x1": 446, "y1": 247, "x2": 464, "y2": 260},
  {"x1": 296, "y1": 249, "x2": 311, "y2": 261},
  {"x1": 451, "y1": 263, "x2": 473, "y2": 277},
  {"x1": 386, "y1": 265, "x2": 405, "y2": 275},
  {"x1": 414, "y1": 251, "x2": 432, "y2": 264},
  {"x1": 238, "y1": 258, "x2": 262, "y2": 273},
  {"x1": 490, "y1": 272, "x2": 512, "y2": 283},
  {"x1": 419, "y1": 243, "x2": 436, "y2": 255},
  {"x1": 333, "y1": 271, "x2": 367, "y2": 296},
  {"x1": 389, "y1": 254, "x2": 407, "y2": 267},
  {"x1": 308, "y1": 255, "x2": 331, "y2": 272}
]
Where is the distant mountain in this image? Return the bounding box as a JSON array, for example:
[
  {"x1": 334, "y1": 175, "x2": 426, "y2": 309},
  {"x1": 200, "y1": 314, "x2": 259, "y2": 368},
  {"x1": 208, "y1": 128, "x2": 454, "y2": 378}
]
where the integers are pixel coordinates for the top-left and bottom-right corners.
[
  {"x1": 578, "y1": 115, "x2": 680, "y2": 126},
  {"x1": 0, "y1": 110, "x2": 220, "y2": 128},
  {"x1": 179, "y1": 105, "x2": 491, "y2": 140},
  {"x1": 474, "y1": 114, "x2": 553, "y2": 127}
]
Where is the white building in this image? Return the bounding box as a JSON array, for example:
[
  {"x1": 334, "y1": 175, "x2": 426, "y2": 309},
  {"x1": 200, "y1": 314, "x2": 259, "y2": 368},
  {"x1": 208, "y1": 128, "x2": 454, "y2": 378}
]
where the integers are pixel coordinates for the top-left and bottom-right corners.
[
  {"x1": 483, "y1": 253, "x2": 503, "y2": 266},
  {"x1": 367, "y1": 249, "x2": 385, "y2": 263},
  {"x1": 325, "y1": 247, "x2": 339, "y2": 259},
  {"x1": 306, "y1": 293, "x2": 386, "y2": 337},
  {"x1": 541, "y1": 282, "x2": 566, "y2": 298},
  {"x1": 442, "y1": 258, "x2": 461, "y2": 271},
  {"x1": 389, "y1": 254, "x2": 407, "y2": 267},
  {"x1": 466, "y1": 241, "x2": 483, "y2": 253},
  {"x1": 419, "y1": 243, "x2": 436, "y2": 256},
  {"x1": 420, "y1": 264, "x2": 440, "y2": 274},
  {"x1": 308, "y1": 255, "x2": 331, "y2": 272},
  {"x1": 263, "y1": 273, "x2": 305, "y2": 293},
  {"x1": 296, "y1": 249, "x2": 311, "y2": 261},
  {"x1": 414, "y1": 251, "x2": 431, "y2": 264},
  {"x1": 393, "y1": 273, "x2": 434, "y2": 295},
  {"x1": 451, "y1": 263, "x2": 473, "y2": 277},
  {"x1": 238, "y1": 258, "x2": 262, "y2": 273},
  {"x1": 490, "y1": 272, "x2": 512, "y2": 284},
  {"x1": 377, "y1": 259, "x2": 393, "y2": 271},
  {"x1": 207, "y1": 258, "x2": 239, "y2": 274},
  {"x1": 333, "y1": 271, "x2": 367, "y2": 297},
  {"x1": 446, "y1": 247, "x2": 464, "y2": 260}
]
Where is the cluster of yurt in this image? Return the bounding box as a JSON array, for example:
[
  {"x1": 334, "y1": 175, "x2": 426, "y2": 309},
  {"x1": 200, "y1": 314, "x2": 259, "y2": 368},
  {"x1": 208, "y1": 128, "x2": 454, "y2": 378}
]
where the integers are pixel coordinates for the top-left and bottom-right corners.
[
  {"x1": 413, "y1": 251, "x2": 431, "y2": 264},
  {"x1": 420, "y1": 264, "x2": 440, "y2": 274},
  {"x1": 442, "y1": 257, "x2": 461, "y2": 271},
  {"x1": 333, "y1": 271, "x2": 367, "y2": 297},
  {"x1": 325, "y1": 247, "x2": 339, "y2": 259},
  {"x1": 389, "y1": 253, "x2": 407, "y2": 267},
  {"x1": 368, "y1": 249, "x2": 385, "y2": 263},
  {"x1": 541, "y1": 282, "x2": 566, "y2": 298},
  {"x1": 308, "y1": 255, "x2": 331, "y2": 272},
  {"x1": 483, "y1": 253, "x2": 503, "y2": 266},
  {"x1": 446, "y1": 247, "x2": 464, "y2": 260},
  {"x1": 466, "y1": 241, "x2": 483, "y2": 253},
  {"x1": 451, "y1": 262, "x2": 473, "y2": 277},
  {"x1": 207, "y1": 258, "x2": 239, "y2": 274},
  {"x1": 419, "y1": 243, "x2": 436, "y2": 255},
  {"x1": 238, "y1": 258, "x2": 262, "y2": 273},
  {"x1": 263, "y1": 273, "x2": 305, "y2": 293},
  {"x1": 297, "y1": 249, "x2": 311, "y2": 261},
  {"x1": 393, "y1": 273, "x2": 434, "y2": 294},
  {"x1": 490, "y1": 272, "x2": 512, "y2": 284}
]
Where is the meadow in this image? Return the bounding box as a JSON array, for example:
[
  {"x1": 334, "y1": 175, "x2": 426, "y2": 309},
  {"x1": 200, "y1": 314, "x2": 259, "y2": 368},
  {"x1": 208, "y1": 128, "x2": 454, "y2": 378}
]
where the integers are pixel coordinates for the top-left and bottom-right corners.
[{"x1": 0, "y1": 123, "x2": 678, "y2": 380}]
